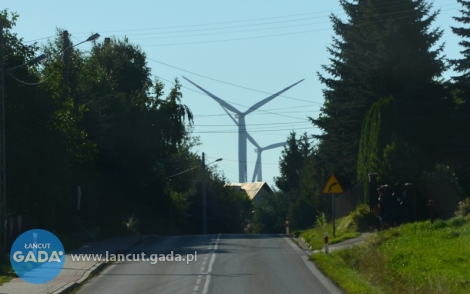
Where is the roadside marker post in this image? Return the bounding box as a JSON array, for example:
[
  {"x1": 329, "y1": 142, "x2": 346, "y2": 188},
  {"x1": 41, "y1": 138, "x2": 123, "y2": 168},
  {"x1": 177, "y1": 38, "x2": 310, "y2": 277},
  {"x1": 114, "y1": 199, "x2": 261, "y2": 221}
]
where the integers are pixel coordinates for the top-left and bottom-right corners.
[
  {"x1": 322, "y1": 174, "x2": 344, "y2": 237},
  {"x1": 324, "y1": 232, "x2": 329, "y2": 254}
]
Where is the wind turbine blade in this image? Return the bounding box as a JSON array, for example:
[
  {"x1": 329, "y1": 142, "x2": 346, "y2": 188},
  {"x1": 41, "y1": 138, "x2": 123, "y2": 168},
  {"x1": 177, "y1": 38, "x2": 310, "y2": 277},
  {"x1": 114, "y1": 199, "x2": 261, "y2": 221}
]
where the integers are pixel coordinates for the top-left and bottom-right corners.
[
  {"x1": 222, "y1": 107, "x2": 239, "y2": 126},
  {"x1": 261, "y1": 142, "x2": 286, "y2": 151},
  {"x1": 183, "y1": 76, "x2": 242, "y2": 114},
  {"x1": 246, "y1": 132, "x2": 260, "y2": 149},
  {"x1": 244, "y1": 79, "x2": 304, "y2": 115}
]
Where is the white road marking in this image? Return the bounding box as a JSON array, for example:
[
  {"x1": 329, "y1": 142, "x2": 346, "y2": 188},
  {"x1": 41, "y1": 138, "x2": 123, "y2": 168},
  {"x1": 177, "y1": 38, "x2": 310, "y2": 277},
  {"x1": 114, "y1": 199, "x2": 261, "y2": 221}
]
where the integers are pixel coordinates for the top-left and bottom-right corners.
[
  {"x1": 283, "y1": 236, "x2": 343, "y2": 294},
  {"x1": 202, "y1": 234, "x2": 221, "y2": 294},
  {"x1": 196, "y1": 278, "x2": 201, "y2": 284}
]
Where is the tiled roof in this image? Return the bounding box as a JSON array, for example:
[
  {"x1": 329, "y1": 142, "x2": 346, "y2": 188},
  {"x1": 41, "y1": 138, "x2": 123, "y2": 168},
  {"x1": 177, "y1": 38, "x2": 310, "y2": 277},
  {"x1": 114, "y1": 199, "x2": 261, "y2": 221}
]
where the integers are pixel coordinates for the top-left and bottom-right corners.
[{"x1": 225, "y1": 182, "x2": 273, "y2": 200}]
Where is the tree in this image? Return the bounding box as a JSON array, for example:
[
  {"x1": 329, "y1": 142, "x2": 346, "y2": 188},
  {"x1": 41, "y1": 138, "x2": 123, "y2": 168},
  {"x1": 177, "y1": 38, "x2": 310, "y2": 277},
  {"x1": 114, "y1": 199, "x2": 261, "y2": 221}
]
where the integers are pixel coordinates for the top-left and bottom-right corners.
[
  {"x1": 448, "y1": 0, "x2": 470, "y2": 195},
  {"x1": 311, "y1": 0, "x2": 449, "y2": 188},
  {"x1": 273, "y1": 132, "x2": 316, "y2": 229},
  {"x1": 275, "y1": 132, "x2": 311, "y2": 193},
  {"x1": 251, "y1": 191, "x2": 289, "y2": 233},
  {"x1": 1, "y1": 12, "x2": 86, "y2": 232},
  {"x1": 357, "y1": 96, "x2": 402, "y2": 182}
]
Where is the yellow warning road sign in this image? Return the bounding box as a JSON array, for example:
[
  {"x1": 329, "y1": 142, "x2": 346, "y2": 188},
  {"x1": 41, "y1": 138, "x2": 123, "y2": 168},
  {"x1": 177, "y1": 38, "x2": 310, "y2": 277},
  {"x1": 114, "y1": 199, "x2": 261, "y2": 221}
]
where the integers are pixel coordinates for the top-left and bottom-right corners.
[{"x1": 322, "y1": 174, "x2": 344, "y2": 194}]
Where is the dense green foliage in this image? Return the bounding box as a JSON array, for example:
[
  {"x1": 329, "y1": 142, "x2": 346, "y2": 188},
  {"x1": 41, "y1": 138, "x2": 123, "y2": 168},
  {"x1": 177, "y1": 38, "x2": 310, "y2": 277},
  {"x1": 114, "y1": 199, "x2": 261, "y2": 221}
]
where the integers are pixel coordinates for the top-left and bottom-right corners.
[
  {"x1": 357, "y1": 97, "x2": 402, "y2": 184},
  {"x1": 272, "y1": 132, "x2": 316, "y2": 230},
  {"x1": 1, "y1": 11, "x2": 252, "y2": 248},
  {"x1": 311, "y1": 0, "x2": 449, "y2": 188},
  {"x1": 448, "y1": 0, "x2": 470, "y2": 195},
  {"x1": 264, "y1": 0, "x2": 470, "y2": 228}
]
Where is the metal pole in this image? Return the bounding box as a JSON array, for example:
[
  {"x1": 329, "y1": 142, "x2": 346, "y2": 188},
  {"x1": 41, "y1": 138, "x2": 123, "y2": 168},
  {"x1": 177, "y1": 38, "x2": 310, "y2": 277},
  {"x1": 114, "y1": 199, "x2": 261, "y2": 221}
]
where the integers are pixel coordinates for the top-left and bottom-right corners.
[
  {"x1": 202, "y1": 152, "x2": 206, "y2": 234},
  {"x1": 332, "y1": 194, "x2": 336, "y2": 237},
  {"x1": 63, "y1": 30, "x2": 70, "y2": 86},
  {"x1": 0, "y1": 25, "x2": 6, "y2": 259}
]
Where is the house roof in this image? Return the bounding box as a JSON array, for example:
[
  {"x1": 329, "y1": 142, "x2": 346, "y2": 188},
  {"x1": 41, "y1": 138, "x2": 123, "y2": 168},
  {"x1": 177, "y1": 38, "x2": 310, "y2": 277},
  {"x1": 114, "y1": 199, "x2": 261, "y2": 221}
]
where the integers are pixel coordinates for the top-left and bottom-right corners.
[{"x1": 225, "y1": 182, "x2": 273, "y2": 200}]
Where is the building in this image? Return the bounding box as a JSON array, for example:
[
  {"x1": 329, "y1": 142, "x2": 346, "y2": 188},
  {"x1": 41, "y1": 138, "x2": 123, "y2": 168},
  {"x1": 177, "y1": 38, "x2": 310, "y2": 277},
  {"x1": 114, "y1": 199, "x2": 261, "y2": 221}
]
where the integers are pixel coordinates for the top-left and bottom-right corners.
[{"x1": 225, "y1": 182, "x2": 273, "y2": 204}]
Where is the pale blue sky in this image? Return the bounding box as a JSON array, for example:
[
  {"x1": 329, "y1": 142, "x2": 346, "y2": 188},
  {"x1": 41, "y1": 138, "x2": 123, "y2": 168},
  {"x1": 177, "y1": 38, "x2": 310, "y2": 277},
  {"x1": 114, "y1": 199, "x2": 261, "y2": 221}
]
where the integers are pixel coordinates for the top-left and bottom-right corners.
[{"x1": 5, "y1": 0, "x2": 464, "y2": 189}]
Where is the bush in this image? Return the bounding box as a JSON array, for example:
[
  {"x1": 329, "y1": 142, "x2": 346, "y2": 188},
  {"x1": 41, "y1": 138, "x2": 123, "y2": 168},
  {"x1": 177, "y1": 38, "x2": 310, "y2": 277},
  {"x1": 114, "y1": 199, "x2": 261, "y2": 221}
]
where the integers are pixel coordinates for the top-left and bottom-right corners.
[
  {"x1": 455, "y1": 197, "x2": 470, "y2": 217},
  {"x1": 450, "y1": 216, "x2": 467, "y2": 227},
  {"x1": 350, "y1": 204, "x2": 380, "y2": 232}
]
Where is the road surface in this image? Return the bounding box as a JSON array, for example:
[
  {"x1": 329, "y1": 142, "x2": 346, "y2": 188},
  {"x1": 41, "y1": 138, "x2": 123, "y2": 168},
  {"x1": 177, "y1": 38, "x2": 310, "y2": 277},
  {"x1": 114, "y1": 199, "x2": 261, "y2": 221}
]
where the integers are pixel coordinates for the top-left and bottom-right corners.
[{"x1": 76, "y1": 234, "x2": 343, "y2": 294}]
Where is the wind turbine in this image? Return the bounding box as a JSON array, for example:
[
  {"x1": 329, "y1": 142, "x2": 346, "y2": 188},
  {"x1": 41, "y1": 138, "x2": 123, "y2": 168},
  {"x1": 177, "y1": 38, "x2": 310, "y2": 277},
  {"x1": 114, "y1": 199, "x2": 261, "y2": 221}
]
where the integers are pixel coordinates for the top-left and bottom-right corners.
[
  {"x1": 219, "y1": 107, "x2": 286, "y2": 182},
  {"x1": 183, "y1": 76, "x2": 304, "y2": 183},
  {"x1": 250, "y1": 136, "x2": 286, "y2": 182}
]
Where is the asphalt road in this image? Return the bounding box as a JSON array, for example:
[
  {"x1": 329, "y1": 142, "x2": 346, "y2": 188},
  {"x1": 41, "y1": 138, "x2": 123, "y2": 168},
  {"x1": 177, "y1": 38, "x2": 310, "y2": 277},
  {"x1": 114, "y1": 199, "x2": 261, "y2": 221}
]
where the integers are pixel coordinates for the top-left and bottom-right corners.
[{"x1": 76, "y1": 234, "x2": 343, "y2": 294}]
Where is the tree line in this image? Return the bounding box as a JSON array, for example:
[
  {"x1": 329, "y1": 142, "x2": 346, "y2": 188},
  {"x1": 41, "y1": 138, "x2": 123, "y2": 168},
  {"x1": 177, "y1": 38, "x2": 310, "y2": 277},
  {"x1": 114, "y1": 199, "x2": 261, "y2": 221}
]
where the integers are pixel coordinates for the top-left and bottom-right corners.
[
  {"x1": 1, "y1": 10, "x2": 252, "y2": 245},
  {"x1": 255, "y1": 0, "x2": 470, "y2": 232}
]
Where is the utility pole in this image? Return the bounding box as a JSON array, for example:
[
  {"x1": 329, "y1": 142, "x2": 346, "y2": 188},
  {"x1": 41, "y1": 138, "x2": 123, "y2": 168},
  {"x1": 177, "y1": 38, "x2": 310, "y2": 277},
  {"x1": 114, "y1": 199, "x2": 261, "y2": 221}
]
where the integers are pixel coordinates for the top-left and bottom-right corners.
[
  {"x1": 202, "y1": 152, "x2": 207, "y2": 234},
  {"x1": 63, "y1": 30, "x2": 70, "y2": 86},
  {"x1": 0, "y1": 25, "x2": 6, "y2": 260}
]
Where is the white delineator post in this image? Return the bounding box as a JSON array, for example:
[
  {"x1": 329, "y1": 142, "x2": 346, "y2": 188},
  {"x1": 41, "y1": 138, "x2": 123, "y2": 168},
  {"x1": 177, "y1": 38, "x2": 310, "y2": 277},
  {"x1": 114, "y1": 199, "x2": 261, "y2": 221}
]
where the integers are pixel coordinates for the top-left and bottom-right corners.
[
  {"x1": 285, "y1": 221, "x2": 290, "y2": 235},
  {"x1": 324, "y1": 232, "x2": 329, "y2": 254}
]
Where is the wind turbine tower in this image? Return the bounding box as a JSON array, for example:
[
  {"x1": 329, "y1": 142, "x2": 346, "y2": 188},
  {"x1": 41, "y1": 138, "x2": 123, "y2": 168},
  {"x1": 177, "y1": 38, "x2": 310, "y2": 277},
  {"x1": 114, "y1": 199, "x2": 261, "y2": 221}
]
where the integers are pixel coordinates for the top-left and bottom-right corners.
[
  {"x1": 219, "y1": 106, "x2": 286, "y2": 182},
  {"x1": 183, "y1": 77, "x2": 304, "y2": 183},
  {"x1": 248, "y1": 133, "x2": 286, "y2": 182}
]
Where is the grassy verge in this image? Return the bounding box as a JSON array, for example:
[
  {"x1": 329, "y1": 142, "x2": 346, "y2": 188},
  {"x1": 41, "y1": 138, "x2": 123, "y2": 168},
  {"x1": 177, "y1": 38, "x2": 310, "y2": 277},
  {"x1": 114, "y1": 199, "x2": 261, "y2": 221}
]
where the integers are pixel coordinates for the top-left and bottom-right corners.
[
  {"x1": 312, "y1": 253, "x2": 381, "y2": 294},
  {"x1": 311, "y1": 217, "x2": 470, "y2": 294},
  {"x1": 299, "y1": 215, "x2": 361, "y2": 250}
]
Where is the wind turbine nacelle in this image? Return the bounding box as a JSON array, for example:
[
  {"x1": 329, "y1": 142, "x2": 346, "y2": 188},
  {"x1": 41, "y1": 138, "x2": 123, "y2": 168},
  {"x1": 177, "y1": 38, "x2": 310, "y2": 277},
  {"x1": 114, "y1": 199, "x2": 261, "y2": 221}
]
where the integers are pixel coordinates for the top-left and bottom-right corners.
[
  {"x1": 254, "y1": 148, "x2": 258, "y2": 153},
  {"x1": 235, "y1": 114, "x2": 240, "y2": 118}
]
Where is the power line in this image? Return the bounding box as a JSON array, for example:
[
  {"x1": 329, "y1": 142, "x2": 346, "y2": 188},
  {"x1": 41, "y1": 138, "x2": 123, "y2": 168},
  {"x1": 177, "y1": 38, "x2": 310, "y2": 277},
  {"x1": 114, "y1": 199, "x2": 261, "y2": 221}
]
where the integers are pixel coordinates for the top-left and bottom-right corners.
[
  {"x1": 193, "y1": 126, "x2": 317, "y2": 134},
  {"x1": 17, "y1": 0, "x2": 456, "y2": 47},
  {"x1": 195, "y1": 121, "x2": 311, "y2": 127},
  {"x1": 6, "y1": 70, "x2": 55, "y2": 86},
  {"x1": 149, "y1": 58, "x2": 320, "y2": 105},
  {"x1": 67, "y1": 0, "x2": 455, "y2": 39},
  {"x1": 154, "y1": 75, "x2": 312, "y2": 121}
]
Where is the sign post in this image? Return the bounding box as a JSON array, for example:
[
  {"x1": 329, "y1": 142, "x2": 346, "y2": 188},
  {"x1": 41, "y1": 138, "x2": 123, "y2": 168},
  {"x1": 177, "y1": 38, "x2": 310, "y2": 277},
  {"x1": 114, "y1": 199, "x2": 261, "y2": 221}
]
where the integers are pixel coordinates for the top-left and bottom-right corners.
[
  {"x1": 322, "y1": 174, "x2": 343, "y2": 237},
  {"x1": 324, "y1": 232, "x2": 329, "y2": 254}
]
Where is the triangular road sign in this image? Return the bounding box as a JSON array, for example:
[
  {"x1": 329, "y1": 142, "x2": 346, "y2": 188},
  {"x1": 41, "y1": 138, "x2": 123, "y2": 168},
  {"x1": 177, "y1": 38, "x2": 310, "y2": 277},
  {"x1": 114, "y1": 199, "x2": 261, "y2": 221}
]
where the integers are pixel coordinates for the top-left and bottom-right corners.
[{"x1": 322, "y1": 174, "x2": 344, "y2": 194}]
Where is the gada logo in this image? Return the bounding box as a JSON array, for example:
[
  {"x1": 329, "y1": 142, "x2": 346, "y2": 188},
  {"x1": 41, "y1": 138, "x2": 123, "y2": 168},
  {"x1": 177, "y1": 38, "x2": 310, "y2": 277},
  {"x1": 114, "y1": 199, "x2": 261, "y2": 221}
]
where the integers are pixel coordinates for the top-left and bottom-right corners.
[{"x1": 10, "y1": 229, "x2": 65, "y2": 284}]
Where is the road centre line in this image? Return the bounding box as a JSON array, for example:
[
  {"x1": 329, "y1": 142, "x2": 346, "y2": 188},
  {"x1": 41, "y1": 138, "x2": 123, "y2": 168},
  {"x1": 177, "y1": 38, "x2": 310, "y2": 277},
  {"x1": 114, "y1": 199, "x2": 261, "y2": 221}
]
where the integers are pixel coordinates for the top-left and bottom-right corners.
[
  {"x1": 202, "y1": 234, "x2": 221, "y2": 294},
  {"x1": 190, "y1": 234, "x2": 220, "y2": 294}
]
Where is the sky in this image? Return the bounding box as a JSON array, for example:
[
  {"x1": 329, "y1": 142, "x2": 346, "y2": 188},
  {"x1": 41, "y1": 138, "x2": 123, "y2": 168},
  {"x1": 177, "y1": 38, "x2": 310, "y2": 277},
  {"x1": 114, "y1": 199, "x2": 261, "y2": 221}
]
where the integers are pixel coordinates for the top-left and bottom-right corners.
[{"x1": 4, "y1": 0, "x2": 465, "y2": 189}]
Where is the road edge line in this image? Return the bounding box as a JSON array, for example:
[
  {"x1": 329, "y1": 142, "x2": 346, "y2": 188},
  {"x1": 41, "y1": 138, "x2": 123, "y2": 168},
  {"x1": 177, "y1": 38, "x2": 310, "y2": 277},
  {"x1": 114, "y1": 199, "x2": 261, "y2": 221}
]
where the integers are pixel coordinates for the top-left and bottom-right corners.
[{"x1": 283, "y1": 235, "x2": 344, "y2": 294}]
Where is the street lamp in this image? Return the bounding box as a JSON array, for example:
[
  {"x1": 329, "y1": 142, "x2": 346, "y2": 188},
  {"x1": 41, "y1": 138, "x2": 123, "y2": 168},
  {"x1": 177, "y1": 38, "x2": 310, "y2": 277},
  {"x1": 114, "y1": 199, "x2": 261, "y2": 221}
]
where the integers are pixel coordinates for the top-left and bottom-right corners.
[
  {"x1": 0, "y1": 28, "x2": 99, "y2": 258},
  {"x1": 166, "y1": 153, "x2": 222, "y2": 234},
  {"x1": 63, "y1": 31, "x2": 100, "y2": 85}
]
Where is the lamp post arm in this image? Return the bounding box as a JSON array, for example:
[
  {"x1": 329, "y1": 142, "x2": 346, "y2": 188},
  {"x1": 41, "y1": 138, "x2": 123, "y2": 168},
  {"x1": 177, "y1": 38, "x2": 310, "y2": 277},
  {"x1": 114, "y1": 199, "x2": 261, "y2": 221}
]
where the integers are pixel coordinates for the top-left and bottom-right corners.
[
  {"x1": 0, "y1": 54, "x2": 48, "y2": 73},
  {"x1": 166, "y1": 164, "x2": 202, "y2": 179},
  {"x1": 166, "y1": 157, "x2": 222, "y2": 179}
]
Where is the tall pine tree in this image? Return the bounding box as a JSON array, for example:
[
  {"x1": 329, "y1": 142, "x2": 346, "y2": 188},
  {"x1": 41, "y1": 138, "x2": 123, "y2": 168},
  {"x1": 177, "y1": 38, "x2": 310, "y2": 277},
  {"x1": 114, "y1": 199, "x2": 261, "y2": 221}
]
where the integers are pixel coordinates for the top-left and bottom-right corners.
[
  {"x1": 448, "y1": 0, "x2": 470, "y2": 194},
  {"x1": 311, "y1": 0, "x2": 449, "y2": 186}
]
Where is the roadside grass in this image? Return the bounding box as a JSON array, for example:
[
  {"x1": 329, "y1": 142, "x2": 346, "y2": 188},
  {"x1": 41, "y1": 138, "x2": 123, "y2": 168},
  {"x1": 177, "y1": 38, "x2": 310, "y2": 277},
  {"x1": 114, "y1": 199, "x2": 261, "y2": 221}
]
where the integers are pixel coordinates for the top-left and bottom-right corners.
[
  {"x1": 299, "y1": 215, "x2": 361, "y2": 250},
  {"x1": 312, "y1": 253, "x2": 381, "y2": 294},
  {"x1": 311, "y1": 217, "x2": 470, "y2": 294}
]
